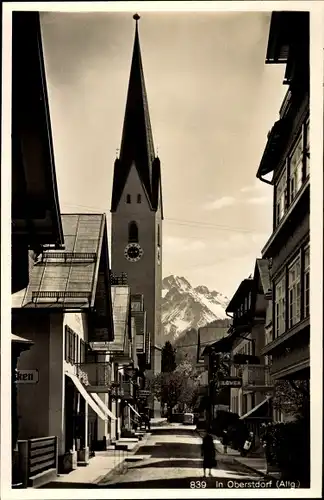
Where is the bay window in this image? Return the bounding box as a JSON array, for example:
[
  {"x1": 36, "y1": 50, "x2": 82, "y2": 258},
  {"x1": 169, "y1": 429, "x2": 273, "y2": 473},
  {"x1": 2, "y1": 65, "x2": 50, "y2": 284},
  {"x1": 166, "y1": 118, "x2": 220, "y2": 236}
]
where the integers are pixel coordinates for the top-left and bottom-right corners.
[
  {"x1": 275, "y1": 168, "x2": 287, "y2": 226},
  {"x1": 289, "y1": 134, "x2": 303, "y2": 202},
  {"x1": 304, "y1": 246, "x2": 310, "y2": 317},
  {"x1": 275, "y1": 275, "x2": 286, "y2": 337},
  {"x1": 288, "y1": 257, "x2": 301, "y2": 328}
]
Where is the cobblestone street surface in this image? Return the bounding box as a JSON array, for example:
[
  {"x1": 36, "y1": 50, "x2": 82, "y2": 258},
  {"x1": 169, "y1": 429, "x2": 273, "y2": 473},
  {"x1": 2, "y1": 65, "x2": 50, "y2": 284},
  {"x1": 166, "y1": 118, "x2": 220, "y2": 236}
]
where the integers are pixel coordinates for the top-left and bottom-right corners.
[{"x1": 98, "y1": 425, "x2": 269, "y2": 489}]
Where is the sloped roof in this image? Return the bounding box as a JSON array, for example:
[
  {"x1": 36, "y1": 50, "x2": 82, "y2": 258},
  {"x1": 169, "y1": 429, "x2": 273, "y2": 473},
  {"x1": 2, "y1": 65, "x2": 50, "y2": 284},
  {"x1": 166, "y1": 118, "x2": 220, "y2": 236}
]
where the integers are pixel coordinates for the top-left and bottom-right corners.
[
  {"x1": 12, "y1": 214, "x2": 106, "y2": 309},
  {"x1": 197, "y1": 326, "x2": 229, "y2": 362},
  {"x1": 255, "y1": 259, "x2": 271, "y2": 295},
  {"x1": 12, "y1": 12, "x2": 63, "y2": 247},
  {"x1": 107, "y1": 285, "x2": 130, "y2": 352},
  {"x1": 226, "y1": 279, "x2": 253, "y2": 313},
  {"x1": 11, "y1": 333, "x2": 33, "y2": 344}
]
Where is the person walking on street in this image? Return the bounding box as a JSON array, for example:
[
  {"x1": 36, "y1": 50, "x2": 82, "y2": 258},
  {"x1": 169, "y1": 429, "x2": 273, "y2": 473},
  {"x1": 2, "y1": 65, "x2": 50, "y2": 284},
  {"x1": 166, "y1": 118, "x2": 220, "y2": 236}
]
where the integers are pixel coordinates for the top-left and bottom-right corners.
[
  {"x1": 201, "y1": 429, "x2": 217, "y2": 477},
  {"x1": 222, "y1": 429, "x2": 229, "y2": 454},
  {"x1": 146, "y1": 413, "x2": 151, "y2": 431}
]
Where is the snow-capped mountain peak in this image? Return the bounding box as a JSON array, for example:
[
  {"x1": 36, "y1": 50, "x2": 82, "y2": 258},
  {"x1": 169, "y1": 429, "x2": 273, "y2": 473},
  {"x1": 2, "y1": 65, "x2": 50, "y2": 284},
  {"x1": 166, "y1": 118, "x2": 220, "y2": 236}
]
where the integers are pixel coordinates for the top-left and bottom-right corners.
[{"x1": 162, "y1": 275, "x2": 229, "y2": 342}]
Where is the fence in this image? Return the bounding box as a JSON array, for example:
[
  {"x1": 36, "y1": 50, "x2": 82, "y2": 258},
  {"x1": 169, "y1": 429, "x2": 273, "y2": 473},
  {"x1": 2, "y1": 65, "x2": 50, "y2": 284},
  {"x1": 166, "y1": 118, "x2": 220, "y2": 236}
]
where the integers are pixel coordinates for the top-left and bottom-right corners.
[{"x1": 18, "y1": 436, "x2": 58, "y2": 487}]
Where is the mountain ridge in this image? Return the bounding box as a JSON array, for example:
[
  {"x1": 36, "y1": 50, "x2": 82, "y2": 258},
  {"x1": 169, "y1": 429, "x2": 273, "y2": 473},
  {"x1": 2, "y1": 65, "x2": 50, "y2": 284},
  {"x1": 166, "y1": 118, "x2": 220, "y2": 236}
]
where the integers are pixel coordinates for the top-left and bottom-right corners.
[{"x1": 162, "y1": 274, "x2": 230, "y2": 343}]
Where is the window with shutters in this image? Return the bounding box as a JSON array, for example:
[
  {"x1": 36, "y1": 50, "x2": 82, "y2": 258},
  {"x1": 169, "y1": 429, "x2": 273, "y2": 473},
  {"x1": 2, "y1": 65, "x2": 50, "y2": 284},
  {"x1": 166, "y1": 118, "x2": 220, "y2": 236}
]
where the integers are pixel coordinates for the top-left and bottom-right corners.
[
  {"x1": 288, "y1": 257, "x2": 301, "y2": 328},
  {"x1": 65, "y1": 326, "x2": 79, "y2": 364},
  {"x1": 275, "y1": 275, "x2": 286, "y2": 337},
  {"x1": 80, "y1": 339, "x2": 86, "y2": 363},
  {"x1": 289, "y1": 134, "x2": 303, "y2": 202},
  {"x1": 275, "y1": 168, "x2": 287, "y2": 226}
]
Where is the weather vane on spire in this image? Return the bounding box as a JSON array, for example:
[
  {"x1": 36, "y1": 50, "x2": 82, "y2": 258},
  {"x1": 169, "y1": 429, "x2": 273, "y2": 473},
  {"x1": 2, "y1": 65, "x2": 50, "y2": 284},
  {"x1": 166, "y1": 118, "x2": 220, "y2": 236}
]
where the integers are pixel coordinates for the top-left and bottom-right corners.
[{"x1": 133, "y1": 13, "x2": 140, "y2": 23}]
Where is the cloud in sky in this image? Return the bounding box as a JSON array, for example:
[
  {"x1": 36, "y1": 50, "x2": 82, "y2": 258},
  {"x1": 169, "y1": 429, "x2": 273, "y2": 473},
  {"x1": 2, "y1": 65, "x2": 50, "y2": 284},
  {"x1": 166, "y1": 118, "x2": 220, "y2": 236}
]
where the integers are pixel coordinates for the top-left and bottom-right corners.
[
  {"x1": 203, "y1": 196, "x2": 236, "y2": 211},
  {"x1": 39, "y1": 11, "x2": 286, "y2": 294},
  {"x1": 203, "y1": 192, "x2": 271, "y2": 211},
  {"x1": 240, "y1": 178, "x2": 267, "y2": 193},
  {"x1": 246, "y1": 195, "x2": 272, "y2": 205},
  {"x1": 164, "y1": 236, "x2": 206, "y2": 254}
]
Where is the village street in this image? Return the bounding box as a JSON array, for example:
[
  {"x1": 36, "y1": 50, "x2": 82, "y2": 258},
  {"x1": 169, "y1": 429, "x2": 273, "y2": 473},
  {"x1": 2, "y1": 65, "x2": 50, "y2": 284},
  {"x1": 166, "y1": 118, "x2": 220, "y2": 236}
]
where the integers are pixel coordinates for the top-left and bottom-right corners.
[{"x1": 97, "y1": 424, "x2": 268, "y2": 489}]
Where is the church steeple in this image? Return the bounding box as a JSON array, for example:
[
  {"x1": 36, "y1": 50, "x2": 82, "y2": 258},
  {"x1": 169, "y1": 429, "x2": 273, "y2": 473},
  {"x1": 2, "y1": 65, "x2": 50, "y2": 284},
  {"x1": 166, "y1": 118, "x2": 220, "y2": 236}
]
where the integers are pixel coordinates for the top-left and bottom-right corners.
[{"x1": 111, "y1": 14, "x2": 161, "y2": 213}]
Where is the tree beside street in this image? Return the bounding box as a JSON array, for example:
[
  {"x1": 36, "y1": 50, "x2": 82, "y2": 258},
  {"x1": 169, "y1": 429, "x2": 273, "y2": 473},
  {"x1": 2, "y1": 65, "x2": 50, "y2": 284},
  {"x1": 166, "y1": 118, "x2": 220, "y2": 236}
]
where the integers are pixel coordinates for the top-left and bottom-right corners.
[
  {"x1": 161, "y1": 341, "x2": 177, "y2": 373},
  {"x1": 148, "y1": 360, "x2": 201, "y2": 418}
]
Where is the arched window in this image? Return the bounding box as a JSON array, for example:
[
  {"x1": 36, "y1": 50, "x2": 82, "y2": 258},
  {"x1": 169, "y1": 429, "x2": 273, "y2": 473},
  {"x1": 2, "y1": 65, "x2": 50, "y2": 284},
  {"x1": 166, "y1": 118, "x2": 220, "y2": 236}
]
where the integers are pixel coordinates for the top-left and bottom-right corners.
[
  {"x1": 137, "y1": 194, "x2": 142, "y2": 203},
  {"x1": 126, "y1": 194, "x2": 131, "y2": 204},
  {"x1": 157, "y1": 224, "x2": 161, "y2": 246},
  {"x1": 128, "y1": 221, "x2": 138, "y2": 243}
]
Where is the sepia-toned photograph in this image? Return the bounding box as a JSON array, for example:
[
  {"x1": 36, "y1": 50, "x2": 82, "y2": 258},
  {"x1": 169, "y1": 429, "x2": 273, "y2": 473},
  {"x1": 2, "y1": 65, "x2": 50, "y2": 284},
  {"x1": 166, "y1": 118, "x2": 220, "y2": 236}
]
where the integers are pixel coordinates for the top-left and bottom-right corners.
[{"x1": 1, "y1": 1, "x2": 323, "y2": 498}]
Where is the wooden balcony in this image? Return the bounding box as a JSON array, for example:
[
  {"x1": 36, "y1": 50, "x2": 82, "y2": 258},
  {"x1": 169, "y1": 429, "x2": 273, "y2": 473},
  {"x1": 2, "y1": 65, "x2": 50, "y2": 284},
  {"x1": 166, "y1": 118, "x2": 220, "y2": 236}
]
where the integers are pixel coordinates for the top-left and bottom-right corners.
[
  {"x1": 232, "y1": 310, "x2": 253, "y2": 330},
  {"x1": 270, "y1": 344, "x2": 310, "y2": 379},
  {"x1": 241, "y1": 364, "x2": 274, "y2": 393},
  {"x1": 76, "y1": 362, "x2": 112, "y2": 393}
]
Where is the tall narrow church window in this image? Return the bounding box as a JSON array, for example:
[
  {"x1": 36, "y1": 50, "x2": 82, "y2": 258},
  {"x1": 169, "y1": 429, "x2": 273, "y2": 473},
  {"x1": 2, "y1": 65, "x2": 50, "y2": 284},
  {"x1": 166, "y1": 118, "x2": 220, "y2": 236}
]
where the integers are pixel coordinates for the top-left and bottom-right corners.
[
  {"x1": 126, "y1": 194, "x2": 131, "y2": 204},
  {"x1": 137, "y1": 194, "x2": 142, "y2": 203},
  {"x1": 128, "y1": 221, "x2": 138, "y2": 243},
  {"x1": 157, "y1": 224, "x2": 161, "y2": 246}
]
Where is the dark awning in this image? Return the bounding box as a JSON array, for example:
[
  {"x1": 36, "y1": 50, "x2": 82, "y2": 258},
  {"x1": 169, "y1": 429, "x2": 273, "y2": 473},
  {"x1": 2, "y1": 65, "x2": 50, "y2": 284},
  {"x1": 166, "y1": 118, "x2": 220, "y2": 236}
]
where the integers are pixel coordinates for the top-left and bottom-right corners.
[{"x1": 240, "y1": 396, "x2": 272, "y2": 420}]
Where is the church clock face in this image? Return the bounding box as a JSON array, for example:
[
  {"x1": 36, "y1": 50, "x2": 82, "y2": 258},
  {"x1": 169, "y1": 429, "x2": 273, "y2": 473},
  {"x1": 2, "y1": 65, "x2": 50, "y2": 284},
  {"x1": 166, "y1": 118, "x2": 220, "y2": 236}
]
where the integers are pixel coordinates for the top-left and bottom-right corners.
[{"x1": 124, "y1": 243, "x2": 144, "y2": 262}]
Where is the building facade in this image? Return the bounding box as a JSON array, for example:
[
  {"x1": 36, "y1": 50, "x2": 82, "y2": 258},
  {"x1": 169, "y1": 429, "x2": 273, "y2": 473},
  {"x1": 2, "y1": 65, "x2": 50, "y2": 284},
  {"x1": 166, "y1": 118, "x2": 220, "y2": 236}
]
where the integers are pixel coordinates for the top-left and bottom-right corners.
[
  {"x1": 226, "y1": 261, "x2": 274, "y2": 436},
  {"x1": 110, "y1": 15, "x2": 163, "y2": 384},
  {"x1": 11, "y1": 11, "x2": 64, "y2": 487},
  {"x1": 12, "y1": 214, "x2": 117, "y2": 477},
  {"x1": 256, "y1": 12, "x2": 310, "y2": 388}
]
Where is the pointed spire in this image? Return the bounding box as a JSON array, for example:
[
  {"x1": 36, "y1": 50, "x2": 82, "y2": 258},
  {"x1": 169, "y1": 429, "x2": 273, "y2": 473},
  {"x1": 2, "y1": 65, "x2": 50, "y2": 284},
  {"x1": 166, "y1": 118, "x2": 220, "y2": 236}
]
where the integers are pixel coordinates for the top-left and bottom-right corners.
[
  {"x1": 120, "y1": 15, "x2": 154, "y2": 179},
  {"x1": 111, "y1": 15, "x2": 162, "y2": 214}
]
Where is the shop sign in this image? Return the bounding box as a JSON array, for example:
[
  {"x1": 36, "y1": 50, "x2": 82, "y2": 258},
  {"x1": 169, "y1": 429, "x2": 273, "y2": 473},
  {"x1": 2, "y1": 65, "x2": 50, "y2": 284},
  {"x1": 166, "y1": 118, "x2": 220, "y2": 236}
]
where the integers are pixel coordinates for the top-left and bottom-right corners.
[
  {"x1": 218, "y1": 377, "x2": 242, "y2": 388},
  {"x1": 138, "y1": 390, "x2": 150, "y2": 397},
  {"x1": 16, "y1": 369, "x2": 39, "y2": 384}
]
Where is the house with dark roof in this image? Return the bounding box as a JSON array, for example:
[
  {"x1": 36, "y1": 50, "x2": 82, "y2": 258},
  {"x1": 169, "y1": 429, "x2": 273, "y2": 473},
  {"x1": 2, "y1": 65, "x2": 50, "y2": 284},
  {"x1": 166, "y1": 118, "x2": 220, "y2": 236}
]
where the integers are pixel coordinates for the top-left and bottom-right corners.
[
  {"x1": 203, "y1": 260, "x2": 274, "y2": 436},
  {"x1": 226, "y1": 262, "x2": 274, "y2": 429},
  {"x1": 256, "y1": 12, "x2": 310, "y2": 420},
  {"x1": 10, "y1": 11, "x2": 64, "y2": 487},
  {"x1": 12, "y1": 213, "x2": 117, "y2": 478}
]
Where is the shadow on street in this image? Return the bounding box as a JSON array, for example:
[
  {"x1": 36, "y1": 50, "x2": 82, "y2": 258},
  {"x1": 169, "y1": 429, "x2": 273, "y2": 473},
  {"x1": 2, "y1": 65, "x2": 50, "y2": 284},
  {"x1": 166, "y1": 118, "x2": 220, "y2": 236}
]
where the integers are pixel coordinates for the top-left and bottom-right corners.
[
  {"x1": 134, "y1": 442, "x2": 200, "y2": 458},
  {"x1": 150, "y1": 428, "x2": 196, "y2": 437}
]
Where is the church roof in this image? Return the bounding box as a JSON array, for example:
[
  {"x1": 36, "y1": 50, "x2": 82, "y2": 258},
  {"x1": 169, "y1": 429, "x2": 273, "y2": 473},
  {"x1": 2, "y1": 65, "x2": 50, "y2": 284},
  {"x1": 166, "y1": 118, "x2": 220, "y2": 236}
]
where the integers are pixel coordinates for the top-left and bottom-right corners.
[{"x1": 111, "y1": 15, "x2": 162, "y2": 215}]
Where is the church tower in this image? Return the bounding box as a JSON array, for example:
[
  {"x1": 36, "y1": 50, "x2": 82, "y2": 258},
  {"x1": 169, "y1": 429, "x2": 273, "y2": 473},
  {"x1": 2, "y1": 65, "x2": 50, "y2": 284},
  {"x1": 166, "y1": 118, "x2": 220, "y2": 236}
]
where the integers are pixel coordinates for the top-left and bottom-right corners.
[{"x1": 111, "y1": 15, "x2": 163, "y2": 376}]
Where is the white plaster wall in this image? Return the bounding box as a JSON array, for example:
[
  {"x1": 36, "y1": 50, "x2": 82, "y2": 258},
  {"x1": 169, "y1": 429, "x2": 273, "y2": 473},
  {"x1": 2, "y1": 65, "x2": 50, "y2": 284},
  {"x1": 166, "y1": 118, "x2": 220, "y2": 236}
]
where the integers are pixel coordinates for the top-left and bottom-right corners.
[{"x1": 48, "y1": 313, "x2": 65, "y2": 455}]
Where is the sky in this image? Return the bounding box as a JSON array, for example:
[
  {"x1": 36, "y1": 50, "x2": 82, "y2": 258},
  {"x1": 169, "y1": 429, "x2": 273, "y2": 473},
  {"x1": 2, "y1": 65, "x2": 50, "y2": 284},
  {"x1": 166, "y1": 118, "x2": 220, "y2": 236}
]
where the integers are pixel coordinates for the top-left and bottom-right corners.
[{"x1": 41, "y1": 10, "x2": 287, "y2": 298}]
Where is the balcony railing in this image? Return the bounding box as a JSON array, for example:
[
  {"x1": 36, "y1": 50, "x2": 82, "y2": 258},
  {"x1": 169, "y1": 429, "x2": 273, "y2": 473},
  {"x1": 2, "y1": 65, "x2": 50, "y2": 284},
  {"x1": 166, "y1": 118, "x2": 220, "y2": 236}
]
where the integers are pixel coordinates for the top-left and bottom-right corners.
[
  {"x1": 241, "y1": 364, "x2": 273, "y2": 392},
  {"x1": 110, "y1": 272, "x2": 128, "y2": 285},
  {"x1": 270, "y1": 345, "x2": 310, "y2": 376},
  {"x1": 41, "y1": 252, "x2": 97, "y2": 263},
  {"x1": 75, "y1": 362, "x2": 112, "y2": 390},
  {"x1": 32, "y1": 291, "x2": 92, "y2": 304}
]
